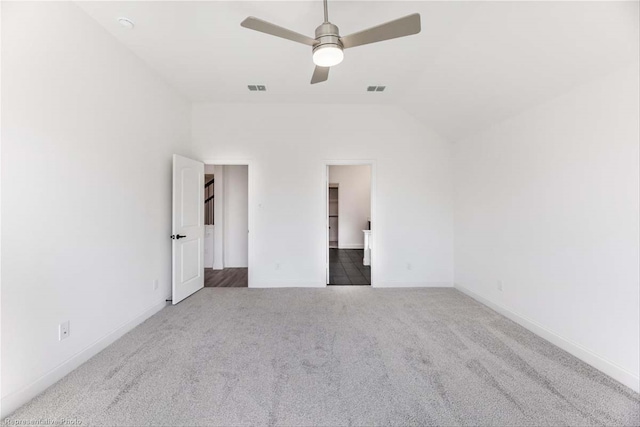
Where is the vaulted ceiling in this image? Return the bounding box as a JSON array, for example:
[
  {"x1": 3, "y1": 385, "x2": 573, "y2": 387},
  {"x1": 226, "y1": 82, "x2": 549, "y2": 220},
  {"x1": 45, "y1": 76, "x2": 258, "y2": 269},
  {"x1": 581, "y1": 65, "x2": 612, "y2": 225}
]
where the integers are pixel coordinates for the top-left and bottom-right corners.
[{"x1": 77, "y1": 1, "x2": 639, "y2": 141}]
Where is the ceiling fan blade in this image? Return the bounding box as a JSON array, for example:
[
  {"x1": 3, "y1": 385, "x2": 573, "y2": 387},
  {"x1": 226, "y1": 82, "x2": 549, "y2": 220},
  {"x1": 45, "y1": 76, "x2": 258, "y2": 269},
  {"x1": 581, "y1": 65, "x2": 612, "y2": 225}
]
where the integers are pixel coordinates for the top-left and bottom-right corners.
[
  {"x1": 311, "y1": 66, "x2": 330, "y2": 84},
  {"x1": 340, "y1": 13, "x2": 421, "y2": 49},
  {"x1": 241, "y1": 16, "x2": 318, "y2": 47}
]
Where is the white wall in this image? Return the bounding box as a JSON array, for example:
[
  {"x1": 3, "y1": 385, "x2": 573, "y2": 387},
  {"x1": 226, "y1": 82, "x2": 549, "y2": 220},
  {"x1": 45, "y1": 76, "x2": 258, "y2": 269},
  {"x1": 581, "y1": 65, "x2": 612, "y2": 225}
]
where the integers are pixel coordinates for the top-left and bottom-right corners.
[
  {"x1": 212, "y1": 165, "x2": 224, "y2": 270},
  {"x1": 453, "y1": 65, "x2": 640, "y2": 391},
  {"x1": 223, "y1": 165, "x2": 248, "y2": 268},
  {"x1": 1, "y1": 2, "x2": 191, "y2": 415},
  {"x1": 329, "y1": 165, "x2": 371, "y2": 249},
  {"x1": 191, "y1": 103, "x2": 454, "y2": 288}
]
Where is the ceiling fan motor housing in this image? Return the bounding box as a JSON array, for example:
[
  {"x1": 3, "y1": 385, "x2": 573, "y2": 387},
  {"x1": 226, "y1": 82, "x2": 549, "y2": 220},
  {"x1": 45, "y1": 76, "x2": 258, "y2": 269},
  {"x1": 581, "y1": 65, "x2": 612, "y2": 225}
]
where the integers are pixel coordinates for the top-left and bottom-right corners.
[{"x1": 313, "y1": 22, "x2": 343, "y2": 53}]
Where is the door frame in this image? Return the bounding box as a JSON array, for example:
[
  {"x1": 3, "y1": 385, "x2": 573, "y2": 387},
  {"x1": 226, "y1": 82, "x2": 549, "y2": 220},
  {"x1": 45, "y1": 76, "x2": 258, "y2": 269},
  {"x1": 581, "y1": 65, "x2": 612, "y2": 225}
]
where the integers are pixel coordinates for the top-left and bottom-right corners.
[
  {"x1": 203, "y1": 159, "x2": 254, "y2": 288},
  {"x1": 324, "y1": 160, "x2": 377, "y2": 287}
]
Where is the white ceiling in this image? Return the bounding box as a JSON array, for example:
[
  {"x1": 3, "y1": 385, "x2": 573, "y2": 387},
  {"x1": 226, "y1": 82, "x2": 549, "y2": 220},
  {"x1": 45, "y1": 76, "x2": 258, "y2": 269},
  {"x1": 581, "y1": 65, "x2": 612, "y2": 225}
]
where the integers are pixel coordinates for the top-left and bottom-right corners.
[{"x1": 77, "y1": 1, "x2": 639, "y2": 141}]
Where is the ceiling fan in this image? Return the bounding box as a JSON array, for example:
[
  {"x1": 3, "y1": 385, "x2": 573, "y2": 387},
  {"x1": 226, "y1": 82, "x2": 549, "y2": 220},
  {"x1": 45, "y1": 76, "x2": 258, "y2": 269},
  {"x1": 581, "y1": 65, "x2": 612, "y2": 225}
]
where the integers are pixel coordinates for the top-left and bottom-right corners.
[{"x1": 241, "y1": 0, "x2": 421, "y2": 84}]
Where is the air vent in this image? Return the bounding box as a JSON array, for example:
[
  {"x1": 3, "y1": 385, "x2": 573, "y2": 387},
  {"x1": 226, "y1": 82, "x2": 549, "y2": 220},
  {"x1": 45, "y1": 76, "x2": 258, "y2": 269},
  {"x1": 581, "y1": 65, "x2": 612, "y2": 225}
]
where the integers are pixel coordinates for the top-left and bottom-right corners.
[
  {"x1": 367, "y1": 86, "x2": 386, "y2": 92},
  {"x1": 248, "y1": 85, "x2": 267, "y2": 92}
]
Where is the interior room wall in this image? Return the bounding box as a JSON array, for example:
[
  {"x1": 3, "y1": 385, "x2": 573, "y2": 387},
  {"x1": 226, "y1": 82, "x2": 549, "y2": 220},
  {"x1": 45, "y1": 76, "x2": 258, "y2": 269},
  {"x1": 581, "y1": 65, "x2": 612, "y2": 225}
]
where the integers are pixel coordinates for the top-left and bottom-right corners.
[
  {"x1": 1, "y1": 2, "x2": 192, "y2": 415},
  {"x1": 329, "y1": 165, "x2": 371, "y2": 249},
  {"x1": 453, "y1": 64, "x2": 640, "y2": 392},
  {"x1": 191, "y1": 103, "x2": 454, "y2": 288},
  {"x1": 212, "y1": 165, "x2": 224, "y2": 270},
  {"x1": 223, "y1": 165, "x2": 249, "y2": 268}
]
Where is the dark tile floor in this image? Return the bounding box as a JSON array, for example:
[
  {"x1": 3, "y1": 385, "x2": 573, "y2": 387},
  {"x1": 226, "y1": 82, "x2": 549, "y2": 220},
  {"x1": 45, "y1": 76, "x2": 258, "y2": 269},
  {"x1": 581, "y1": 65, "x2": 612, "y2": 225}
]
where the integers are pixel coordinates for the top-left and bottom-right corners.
[{"x1": 329, "y1": 249, "x2": 371, "y2": 286}]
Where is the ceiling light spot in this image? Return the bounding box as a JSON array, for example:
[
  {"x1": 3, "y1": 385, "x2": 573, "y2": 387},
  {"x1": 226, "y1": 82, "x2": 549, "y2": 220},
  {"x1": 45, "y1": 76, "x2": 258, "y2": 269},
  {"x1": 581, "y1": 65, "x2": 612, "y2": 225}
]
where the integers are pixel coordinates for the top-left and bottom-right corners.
[{"x1": 117, "y1": 17, "x2": 135, "y2": 30}]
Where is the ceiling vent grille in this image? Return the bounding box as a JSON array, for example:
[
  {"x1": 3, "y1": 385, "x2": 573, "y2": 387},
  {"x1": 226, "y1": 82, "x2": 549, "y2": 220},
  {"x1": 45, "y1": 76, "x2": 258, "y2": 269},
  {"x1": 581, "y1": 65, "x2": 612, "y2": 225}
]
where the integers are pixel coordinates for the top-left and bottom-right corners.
[{"x1": 367, "y1": 86, "x2": 386, "y2": 92}]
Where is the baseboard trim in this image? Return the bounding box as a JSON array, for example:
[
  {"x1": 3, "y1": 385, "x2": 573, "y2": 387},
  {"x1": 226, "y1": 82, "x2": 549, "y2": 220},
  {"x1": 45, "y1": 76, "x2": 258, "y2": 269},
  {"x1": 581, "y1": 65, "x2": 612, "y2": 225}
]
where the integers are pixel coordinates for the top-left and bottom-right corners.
[
  {"x1": 337, "y1": 244, "x2": 365, "y2": 249},
  {"x1": 250, "y1": 281, "x2": 326, "y2": 288},
  {"x1": 1, "y1": 299, "x2": 168, "y2": 418},
  {"x1": 455, "y1": 284, "x2": 640, "y2": 393},
  {"x1": 373, "y1": 281, "x2": 453, "y2": 288}
]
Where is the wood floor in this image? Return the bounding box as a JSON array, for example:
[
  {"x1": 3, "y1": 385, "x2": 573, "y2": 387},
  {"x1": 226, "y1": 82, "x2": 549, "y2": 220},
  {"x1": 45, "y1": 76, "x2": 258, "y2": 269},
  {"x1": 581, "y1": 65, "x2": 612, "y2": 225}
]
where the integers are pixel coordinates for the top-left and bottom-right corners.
[
  {"x1": 329, "y1": 249, "x2": 371, "y2": 285},
  {"x1": 204, "y1": 251, "x2": 369, "y2": 287},
  {"x1": 204, "y1": 268, "x2": 248, "y2": 287}
]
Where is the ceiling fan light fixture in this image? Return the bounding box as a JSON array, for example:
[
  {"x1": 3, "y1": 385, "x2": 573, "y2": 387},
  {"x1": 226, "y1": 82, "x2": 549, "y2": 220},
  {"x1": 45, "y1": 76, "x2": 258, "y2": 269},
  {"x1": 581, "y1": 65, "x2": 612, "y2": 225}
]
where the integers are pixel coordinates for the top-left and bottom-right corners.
[
  {"x1": 312, "y1": 45, "x2": 344, "y2": 67},
  {"x1": 241, "y1": 0, "x2": 421, "y2": 84}
]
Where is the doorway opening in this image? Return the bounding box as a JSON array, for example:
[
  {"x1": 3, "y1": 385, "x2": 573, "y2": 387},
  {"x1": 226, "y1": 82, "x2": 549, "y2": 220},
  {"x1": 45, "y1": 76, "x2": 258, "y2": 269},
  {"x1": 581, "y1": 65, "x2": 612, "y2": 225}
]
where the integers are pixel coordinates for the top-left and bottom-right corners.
[
  {"x1": 326, "y1": 164, "x2": 373, "y2": 286},
  {"x1": 204, "y1": 164, "x2": 248, "y2": 287}
]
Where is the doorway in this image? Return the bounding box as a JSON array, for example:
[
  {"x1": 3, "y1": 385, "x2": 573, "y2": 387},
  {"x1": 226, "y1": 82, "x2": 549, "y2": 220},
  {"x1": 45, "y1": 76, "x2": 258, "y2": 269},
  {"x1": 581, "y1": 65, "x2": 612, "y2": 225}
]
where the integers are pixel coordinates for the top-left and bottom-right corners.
[
  {"x1": 203, "y1": 164, "x2": 249, "y2": 287},
  {"x1": 326, "y1": 164, "x2": 373, "y2": 286}
]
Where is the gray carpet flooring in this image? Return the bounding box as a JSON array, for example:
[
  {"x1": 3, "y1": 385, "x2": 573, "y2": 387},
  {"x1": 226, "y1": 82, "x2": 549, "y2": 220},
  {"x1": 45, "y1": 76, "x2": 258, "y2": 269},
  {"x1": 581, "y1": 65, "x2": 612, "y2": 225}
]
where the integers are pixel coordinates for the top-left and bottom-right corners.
[{"x1": 5, "y1": 288, "x2": 639, "y2": 426}]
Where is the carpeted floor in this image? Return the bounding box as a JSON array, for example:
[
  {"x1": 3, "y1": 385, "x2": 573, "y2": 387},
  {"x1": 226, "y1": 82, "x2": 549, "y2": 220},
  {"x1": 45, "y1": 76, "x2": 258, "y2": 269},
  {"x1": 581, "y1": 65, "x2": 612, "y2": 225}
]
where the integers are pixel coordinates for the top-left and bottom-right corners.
[{"x1": 6, "y1": 288, "x2": 639, "y2": 426}]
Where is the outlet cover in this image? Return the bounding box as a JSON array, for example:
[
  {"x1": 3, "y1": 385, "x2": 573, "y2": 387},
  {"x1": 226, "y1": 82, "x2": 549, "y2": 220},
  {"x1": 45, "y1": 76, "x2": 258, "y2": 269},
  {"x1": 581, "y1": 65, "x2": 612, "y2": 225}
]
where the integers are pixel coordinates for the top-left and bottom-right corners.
[{"x1": 59, "y1": 321, "x2": 70, "y2": 341}]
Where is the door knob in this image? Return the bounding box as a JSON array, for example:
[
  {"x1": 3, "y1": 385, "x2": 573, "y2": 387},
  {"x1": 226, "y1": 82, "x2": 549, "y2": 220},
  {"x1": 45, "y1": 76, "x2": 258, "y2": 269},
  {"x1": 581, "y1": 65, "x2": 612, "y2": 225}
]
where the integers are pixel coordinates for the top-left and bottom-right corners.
[{"x1": 171, "y1": 234, "x2": 187, "y2": 239}]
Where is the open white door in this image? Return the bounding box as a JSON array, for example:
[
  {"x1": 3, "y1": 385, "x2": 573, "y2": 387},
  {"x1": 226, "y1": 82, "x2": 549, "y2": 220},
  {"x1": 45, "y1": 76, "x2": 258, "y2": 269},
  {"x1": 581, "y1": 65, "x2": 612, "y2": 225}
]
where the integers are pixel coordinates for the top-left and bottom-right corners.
[{"x1": 172, "y1": 154, "x2": 204, "y2": 304}]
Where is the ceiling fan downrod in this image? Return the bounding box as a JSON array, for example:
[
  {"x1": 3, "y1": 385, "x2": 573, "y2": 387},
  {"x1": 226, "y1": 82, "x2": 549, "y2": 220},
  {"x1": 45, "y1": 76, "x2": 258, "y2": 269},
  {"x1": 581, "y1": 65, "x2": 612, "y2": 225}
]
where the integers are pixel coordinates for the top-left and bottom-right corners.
[{"x1": 323, "y1": 0, "x2": 329, "y2": 23}]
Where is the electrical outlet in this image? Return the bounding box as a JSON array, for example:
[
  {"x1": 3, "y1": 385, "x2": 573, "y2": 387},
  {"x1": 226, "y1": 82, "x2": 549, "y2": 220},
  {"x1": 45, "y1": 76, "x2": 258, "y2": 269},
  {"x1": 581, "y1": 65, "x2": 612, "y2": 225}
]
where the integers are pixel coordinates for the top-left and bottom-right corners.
[
  {"x1": 153, "y1": 279, "x2": 159, "y2": 291},
  {"x1": 497, "y1": 280, "x2": 503, "y2": 291},
  {"x1": 59, "y1": 321, "x2": 70, "y2": 341}
]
